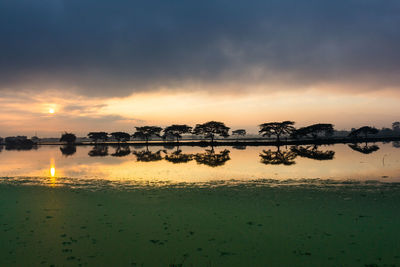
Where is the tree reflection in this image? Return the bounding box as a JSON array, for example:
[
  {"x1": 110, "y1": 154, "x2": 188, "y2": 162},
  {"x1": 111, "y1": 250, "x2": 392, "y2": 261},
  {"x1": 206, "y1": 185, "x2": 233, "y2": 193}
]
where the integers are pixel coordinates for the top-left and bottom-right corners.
[
  {"x1": 259, "y1": 146, "x2": 297, "y2": 165},
  {"x1": 162, "y1": 144, "x2": 176, "y2": 150},
  {"x1": 232, "y1": 145, "x2": 247, "y2": 150},
  {"x1": 132, "y1": 144, "x2": 145, "y2": 150},
  {"x1": 348, "y1": 143, "x2": 380, "y2": 154},
  {"x1": 194, "y1": 148, "x2": 230, "y2": 167},
  {"x1": 132, "y1": 149, "x2": 163, "y2": 162},
  {"x1": 60, "y1": 145, "x2": 76, "y2": 157},
  {"x1": 88, "y1": 145, "x2": 109, "y2": 157},
  {"x1": 291, "y1": 145, "x2": 335, "y2": 160},
  {"x1": 111, "y1": 145, "x2": 131, "y2": 157},
  {"x1": 165, "y1": 148, "x2": 193, "y2": 164}
]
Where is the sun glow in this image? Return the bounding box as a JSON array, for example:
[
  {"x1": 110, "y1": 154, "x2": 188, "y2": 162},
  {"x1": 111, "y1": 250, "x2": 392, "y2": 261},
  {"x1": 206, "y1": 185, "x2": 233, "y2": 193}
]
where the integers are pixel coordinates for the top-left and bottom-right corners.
[
  {"x1": 49, "y1": 108, "x2": 55, "y2": 114},
  {"x1": 49, "y1": 158, "x2": 56, "y2": 186}
]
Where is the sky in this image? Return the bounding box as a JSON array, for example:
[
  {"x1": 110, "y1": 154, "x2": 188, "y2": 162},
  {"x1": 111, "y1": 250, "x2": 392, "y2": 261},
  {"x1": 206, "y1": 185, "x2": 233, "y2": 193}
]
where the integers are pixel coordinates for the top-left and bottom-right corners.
[{"x1": 0, "y1": 0, "x2": 399, "y2": 137}]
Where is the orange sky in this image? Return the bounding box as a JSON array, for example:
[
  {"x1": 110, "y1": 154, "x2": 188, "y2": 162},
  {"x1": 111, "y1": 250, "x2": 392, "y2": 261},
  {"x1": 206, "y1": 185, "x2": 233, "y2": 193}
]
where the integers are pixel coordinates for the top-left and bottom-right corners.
[
  {"x1": 1, "y1": 1, "x2": 400, "y2": 137},
  {"x1": 0, "y1": 87, "x2": 399, "y2": 137}
]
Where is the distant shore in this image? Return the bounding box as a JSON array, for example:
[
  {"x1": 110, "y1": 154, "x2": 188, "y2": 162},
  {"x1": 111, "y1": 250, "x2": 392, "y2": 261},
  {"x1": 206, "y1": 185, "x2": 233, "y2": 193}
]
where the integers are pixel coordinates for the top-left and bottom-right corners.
[{"x1": 31, "y1": 136, "x2": 400, "y2": 147}]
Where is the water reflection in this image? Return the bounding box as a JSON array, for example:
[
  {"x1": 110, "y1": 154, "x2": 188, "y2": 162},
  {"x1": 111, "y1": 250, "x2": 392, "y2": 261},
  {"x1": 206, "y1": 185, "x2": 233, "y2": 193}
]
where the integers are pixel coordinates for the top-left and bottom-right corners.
[
  {"x1": 111, "y1": 145, "x2": 131, "y2": 157},
  {"x1": 348, "y1": 143, "x2": 380, "y2": 154},
  {"x1": 88, "y1": 145, "x2": 109, "y2": 157},
  {"x1": 162, "y1": 144, "x2": 176, "y2": 150},
  {"x1": 259, "y1": 146, "x2": 297, "y2": 165},
  {"x1": 50, "y1": 166, "x2": 55, "y2": 177},
  {"x1": 194, "y1": 149, "x2": 231, "y2": 167},
  {"x1": 164, "y1": 149, "x2": 193, "y2": 164},
  {"x1": 1, "y1": 143, "x2": 400, "y2": 185},
  {"x1": 60, "y1": 145, "x2": 76, "y2": 157},
  {"x1": 132, "y1": 149, "x2": 163, "y2": 162},
  {"x1": 132, "y1": 144, "x2": 146, "y2": 150},
  {"x1": 49, "y1": 158, "x2": 56, "y2": 186},
  {"x1": 291, "y1": 145, "x2": 335, "y2": 160},
  {"x1": 232, "y1": 145, "x2": 247, "y2": 150},
  {"x1": 5, "y1": 142, "x2": 37, "y2": 151}
]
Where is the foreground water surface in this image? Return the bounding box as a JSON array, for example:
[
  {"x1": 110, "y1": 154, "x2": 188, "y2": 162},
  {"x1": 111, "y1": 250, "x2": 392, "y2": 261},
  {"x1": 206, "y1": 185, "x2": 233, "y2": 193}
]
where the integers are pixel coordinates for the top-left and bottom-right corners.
[
  {"x1": 0, "y1": 142, "x2": 400, "y2": 266},
  {"x1": 0, "y1": 142, "x2": 399, "y2": 186}
]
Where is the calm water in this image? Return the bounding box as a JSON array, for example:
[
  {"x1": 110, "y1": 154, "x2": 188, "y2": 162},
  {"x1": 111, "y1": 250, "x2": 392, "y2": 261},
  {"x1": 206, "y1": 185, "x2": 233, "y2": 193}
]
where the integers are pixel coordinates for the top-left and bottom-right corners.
[
  {"x1": 1, "y1": 142, "x2": 400, "y2": 266},
  {"x1": 0, "y1": 142, "x2": 399, "y2": 186}
]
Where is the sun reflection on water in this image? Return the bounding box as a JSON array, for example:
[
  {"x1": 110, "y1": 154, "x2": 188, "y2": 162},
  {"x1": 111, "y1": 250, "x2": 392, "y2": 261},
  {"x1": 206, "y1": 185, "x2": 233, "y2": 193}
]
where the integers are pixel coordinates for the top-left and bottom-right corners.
[
  {"x1": 0, "y1": 144, "x2": 399, "y2": 186},
  {"x1": 50, "y1": 158, "x2": 56, "y2": 186}
]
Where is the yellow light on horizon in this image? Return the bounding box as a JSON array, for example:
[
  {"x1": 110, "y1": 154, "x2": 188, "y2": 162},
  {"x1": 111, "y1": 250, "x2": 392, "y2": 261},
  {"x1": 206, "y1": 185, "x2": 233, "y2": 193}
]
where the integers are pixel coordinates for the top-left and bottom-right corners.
[{"x1": 49, "y1": 108, "x2": 55, "y2": 114}]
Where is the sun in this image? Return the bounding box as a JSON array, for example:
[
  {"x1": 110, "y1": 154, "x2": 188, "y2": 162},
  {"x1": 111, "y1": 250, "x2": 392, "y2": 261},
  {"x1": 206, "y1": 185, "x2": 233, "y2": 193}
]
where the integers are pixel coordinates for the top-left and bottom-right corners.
[{"x1": 49, "y1": 108, "x2": 55, "y2": 114}]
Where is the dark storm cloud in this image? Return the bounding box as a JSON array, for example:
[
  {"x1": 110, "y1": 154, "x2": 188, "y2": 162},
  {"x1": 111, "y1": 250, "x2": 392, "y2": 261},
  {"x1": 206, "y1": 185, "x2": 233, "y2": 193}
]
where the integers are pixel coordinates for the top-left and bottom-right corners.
[{"x1": 0, "y1": 0, "x2": 400, "y2": 96}]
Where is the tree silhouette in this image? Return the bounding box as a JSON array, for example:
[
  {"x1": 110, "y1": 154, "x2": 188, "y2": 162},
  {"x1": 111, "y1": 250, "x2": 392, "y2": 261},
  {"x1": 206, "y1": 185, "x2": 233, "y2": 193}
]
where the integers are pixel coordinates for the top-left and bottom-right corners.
[
  {"x1": 259, "y1": 121, "x2": 295, "y2": 142},
  {"x1": 392, "y1": 122, "x2": 400, "y2": 132},
  {"x1": 164, "y1": 149, "x2": 193, "y2": 164},
  {"x1": 110, "y1": 132, "x2": 130, "y2": 143},
  {"x1": 348, "y1": 126, "x2": 379, "y2": 139},
  {"x1": 132, "y1": 126, "x2": 163, "y2": 144},
  {"x1": 163, "y1": 124, "x2": 192, "y2": 143},
  {"x1": 60, "y1": 145, "x2": 76, "y2": 156},
  {"x1": 194, "y1": 148, "x2": 231, "y2": 167},
  {"x1": 111, "y1": 145, "x2": 131, "y2": 157},
  {"x1": 88, "y1": 145, "x2": 109, "y2": 157},
  {"x1": 88, "y1": 132, "x2": 108, "y2": 143},
  {"x1": 132, "y1": 149, "x2": 163, "y2": 162},
  {"x1": 293, "y1": 123, "x2": 334, "y2": 139},
  {"x1": 348, "y1": 143, "x2": 380, "y2": 154},
  {"x1": 4, "y1": 136, "x2": 36, "y2": 150},
  {"x1": 161, "y1": 132, "x2": 174, "y2": 142},
  {"x1": 290, "y1": 145, "x2": 335, "y2": 160},
  {"x1": 259, "y1": 146, "x2": 297, "y2": 165},
  {"x1": 192, "y1": 121, "x2": 230, "y2": 143},
  {"x1": 232, "y1": 129, "x2": 246, "y2": 139},
  {"x1": 60, "y1": 132, "x2": 76, "y2": 145}
]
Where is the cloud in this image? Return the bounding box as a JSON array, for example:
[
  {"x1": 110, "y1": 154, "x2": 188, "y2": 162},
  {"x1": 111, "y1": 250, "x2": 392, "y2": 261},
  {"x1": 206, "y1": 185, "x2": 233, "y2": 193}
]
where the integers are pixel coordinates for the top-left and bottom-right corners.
[
  {"x1": 62, "y1": 104, "x2": 107, "y2": 113},
  {"x1": 0, "y1": 92, "x2": 145, "y2": 136},
  {"x1": 0, "y1": 0, "x2": 400, "y2": 97}
]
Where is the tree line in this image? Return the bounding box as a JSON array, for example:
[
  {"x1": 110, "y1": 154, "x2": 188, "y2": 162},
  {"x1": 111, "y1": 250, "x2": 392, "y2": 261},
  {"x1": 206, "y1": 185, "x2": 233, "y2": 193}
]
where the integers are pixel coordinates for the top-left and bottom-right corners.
[{"x1": 58, "y1": 120, "x2": 399, "y2": 144}]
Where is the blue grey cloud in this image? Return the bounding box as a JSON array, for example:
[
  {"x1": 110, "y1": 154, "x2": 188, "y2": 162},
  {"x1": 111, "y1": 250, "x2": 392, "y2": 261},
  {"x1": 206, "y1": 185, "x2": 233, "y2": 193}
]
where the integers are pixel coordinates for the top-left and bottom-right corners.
[{"x1": 0, "y1": 0, "x2": 399, "y2": 96}]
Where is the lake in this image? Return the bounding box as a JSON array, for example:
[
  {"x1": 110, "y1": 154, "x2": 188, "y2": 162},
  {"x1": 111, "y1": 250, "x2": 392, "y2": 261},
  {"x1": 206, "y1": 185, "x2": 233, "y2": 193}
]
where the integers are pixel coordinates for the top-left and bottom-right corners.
[
  {"x1": 1, "y1": 142, "x2": 400, "y2": 186},
  {"x1": 1, "y1": 142, "x2": 400, "y2": 266}
]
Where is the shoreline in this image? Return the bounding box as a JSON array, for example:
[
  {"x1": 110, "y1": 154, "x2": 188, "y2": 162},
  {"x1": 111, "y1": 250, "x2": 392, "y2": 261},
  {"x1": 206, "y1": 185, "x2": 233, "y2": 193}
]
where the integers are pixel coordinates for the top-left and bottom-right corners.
[
  {"x1": 1, "y1": 176, "x2": 400, "y2": 191},
  {"x1": 30, "y1": 136, "x2": 400, "y2": 147}
]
